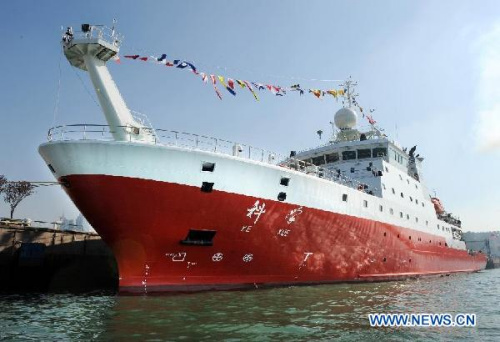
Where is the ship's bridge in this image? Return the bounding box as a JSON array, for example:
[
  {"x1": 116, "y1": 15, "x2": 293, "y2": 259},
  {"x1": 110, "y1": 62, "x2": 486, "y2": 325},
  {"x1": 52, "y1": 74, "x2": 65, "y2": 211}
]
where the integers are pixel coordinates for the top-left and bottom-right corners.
[{"x1": 293, "y1": 95, "x2": 427, "y2": 199}]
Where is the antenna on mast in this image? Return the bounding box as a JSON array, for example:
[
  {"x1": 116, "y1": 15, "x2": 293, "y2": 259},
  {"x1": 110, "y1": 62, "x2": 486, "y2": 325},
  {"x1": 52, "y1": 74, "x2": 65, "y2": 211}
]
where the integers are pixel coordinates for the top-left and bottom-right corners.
[{"x1": 339, "y1": 76, "x2": 358, "y2": 108}]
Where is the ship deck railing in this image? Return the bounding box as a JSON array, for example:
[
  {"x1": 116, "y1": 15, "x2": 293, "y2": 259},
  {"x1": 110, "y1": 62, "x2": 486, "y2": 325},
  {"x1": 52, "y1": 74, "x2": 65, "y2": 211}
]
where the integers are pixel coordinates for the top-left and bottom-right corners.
[
  {"x1": 47, "y1": 124, "x2": 378, "y2": 194},
  {"x1": 64, "y1": 25, "x2": 122, "y2": 47}
]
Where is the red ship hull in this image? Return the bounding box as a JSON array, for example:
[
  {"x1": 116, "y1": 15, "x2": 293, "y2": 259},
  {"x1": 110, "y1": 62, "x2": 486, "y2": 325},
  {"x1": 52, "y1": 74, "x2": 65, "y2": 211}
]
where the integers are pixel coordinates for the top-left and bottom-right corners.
[{"x1": 60, "y1": 174, "x2": 486, "y2": 293}]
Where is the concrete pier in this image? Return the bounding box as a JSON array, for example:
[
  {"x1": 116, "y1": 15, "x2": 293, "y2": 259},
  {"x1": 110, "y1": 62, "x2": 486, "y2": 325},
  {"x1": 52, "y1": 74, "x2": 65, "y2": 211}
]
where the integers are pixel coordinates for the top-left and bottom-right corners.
[{"x1": 0, "y1": 225, "x2": 118, "y2": 292}]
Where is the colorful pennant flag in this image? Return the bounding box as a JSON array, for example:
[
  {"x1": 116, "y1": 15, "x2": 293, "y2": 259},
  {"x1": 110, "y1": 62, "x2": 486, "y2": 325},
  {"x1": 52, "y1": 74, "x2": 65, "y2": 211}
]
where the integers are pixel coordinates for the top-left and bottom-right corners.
[
  {"x1": 244, "y1": 81, "x2": 259, "y2": 101},
  {"x1": 309, "y1": 89, "x2": 322, "y2": 98},
  {"x1": 217, "y1": 76, "x2": 236, "y2": 96},
  {"x1": 210, "y1": 74, "x2": 223, "y2": 100}
]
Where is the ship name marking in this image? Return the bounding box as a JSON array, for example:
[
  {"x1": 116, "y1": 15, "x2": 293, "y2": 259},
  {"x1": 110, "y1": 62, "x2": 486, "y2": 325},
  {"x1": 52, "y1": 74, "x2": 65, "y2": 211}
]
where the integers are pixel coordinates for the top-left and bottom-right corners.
[
  {"x1": 277, "y1": 229, "x2": 291, "y2": 237},
  {"x1": 246, "y1": 200, "x2": 266, "y2": 224},
  {"x1": 303, "y1": 252, "x2": 313, "y2": 262},
  {"x1": 286, "y1": 206, "x2": 303, "y2": 225},
  {"x1": 241, "y1": 225, "x2": 253, "y2": 233},
  {"x1": 166, "y1": 252, "x2": 187, "y2": 262},
  {"x1": 212, "y1": 253, "x2": 224, "y2": 262},
  {"x1": 243, "y1": 254, "x2": 254, "y2": 262}
]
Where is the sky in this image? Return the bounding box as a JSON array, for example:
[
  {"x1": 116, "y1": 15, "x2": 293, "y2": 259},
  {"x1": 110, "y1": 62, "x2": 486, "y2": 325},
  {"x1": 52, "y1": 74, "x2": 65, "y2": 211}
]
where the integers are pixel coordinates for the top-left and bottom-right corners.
[{"x1": 0, "y1": 0, "x2": 499, "y2": 231}]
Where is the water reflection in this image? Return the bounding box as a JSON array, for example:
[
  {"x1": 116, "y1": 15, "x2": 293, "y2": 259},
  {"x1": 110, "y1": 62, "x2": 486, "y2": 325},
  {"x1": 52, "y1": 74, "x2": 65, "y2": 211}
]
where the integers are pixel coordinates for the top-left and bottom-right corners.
[{"x1": 1, "y1": 270, "x2": 499, "y2": 341}]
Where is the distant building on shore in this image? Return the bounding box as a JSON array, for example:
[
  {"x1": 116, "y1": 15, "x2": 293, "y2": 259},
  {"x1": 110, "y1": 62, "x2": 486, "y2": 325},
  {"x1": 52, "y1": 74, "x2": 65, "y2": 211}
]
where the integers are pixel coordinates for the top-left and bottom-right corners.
[{"x1": 59, "y1": 214, "x2": 94, "y2": 233}]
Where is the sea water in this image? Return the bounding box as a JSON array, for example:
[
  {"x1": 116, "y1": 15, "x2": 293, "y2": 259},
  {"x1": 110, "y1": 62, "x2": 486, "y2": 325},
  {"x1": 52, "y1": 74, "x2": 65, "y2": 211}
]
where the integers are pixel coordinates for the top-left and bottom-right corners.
[{"x1": 1, "y1": 269, "x2": 499, "y2": 341}]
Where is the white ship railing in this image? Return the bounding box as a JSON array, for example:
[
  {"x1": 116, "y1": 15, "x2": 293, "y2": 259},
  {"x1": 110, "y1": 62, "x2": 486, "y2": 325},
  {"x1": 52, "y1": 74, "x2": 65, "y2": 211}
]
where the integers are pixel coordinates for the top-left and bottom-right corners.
[
  {"x1": 63, "y1": 24, "x2": 123, "y2": 47},
  {"x1": 47, "y1": 124, "x2": 378, "y2": 194}
]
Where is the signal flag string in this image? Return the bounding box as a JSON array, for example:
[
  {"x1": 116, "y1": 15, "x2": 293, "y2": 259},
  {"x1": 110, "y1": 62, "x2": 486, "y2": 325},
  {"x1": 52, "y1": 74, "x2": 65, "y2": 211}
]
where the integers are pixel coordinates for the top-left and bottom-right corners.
[{"x1": 117, "y1": 52, "x2": 377, "y2": 126}]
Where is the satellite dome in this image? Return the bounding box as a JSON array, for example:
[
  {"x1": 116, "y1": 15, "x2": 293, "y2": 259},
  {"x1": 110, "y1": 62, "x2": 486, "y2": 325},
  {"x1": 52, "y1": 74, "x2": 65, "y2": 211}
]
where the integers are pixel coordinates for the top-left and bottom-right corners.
[{"x1": 334, "y1": 107, "x2": 358, "y2": 130}]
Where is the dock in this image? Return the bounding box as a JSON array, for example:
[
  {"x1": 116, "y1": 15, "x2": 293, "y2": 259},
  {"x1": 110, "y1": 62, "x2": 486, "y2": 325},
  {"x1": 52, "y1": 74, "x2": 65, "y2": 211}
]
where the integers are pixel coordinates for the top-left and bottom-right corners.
[{"x1": 0, "y1": 224, "x2": 117, "y2": 292}]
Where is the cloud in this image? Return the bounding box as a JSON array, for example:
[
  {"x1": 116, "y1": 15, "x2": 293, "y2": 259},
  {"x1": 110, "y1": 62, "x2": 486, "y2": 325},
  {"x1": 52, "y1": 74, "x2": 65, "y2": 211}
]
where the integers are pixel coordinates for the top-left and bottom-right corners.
[{"x1": 474, "y1": 24, "x2": 500, "y2": 151}]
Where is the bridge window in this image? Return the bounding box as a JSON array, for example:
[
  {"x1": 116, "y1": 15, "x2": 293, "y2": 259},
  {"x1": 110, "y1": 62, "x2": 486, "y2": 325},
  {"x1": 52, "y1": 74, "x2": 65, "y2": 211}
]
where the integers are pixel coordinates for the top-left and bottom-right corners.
[
  {"x1": 392, "y1": 188, "x2": 395, "y2": 194},
  {"x1": 342, "y1": 194, "x2": 348, "y2": 202},
  {"x1": 342, "y1": 151, "x2": 356, "y2": 160},
  {"x1": 325, "y1": 153, "x2": 339, "y2": 163},
  {"x1": 400, "y1": 212, "x2": 403, "y2": 218},
  {"x1": 357, "y1": 149, "x2": 371, "y2": 159},
  {"x1": 390, "y1": 208, "x2": 394, "y2": 215},
  {"x1": 373, "y1": 147, "x2": 387, "y2": 157},
  {"x1": 312, "y1": 155, "x2": 325, "y2": 166},
  {"x1": 379, "y1": 205, "x2": 383, "y2": 212}
]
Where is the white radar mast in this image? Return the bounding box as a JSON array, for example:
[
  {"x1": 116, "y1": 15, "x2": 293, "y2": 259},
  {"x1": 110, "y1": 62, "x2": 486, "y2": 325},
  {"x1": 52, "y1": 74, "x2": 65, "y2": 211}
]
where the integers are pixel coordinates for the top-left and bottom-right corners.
[{"x1": 61, "y1": 23, "x2": 154, "y2": 143}]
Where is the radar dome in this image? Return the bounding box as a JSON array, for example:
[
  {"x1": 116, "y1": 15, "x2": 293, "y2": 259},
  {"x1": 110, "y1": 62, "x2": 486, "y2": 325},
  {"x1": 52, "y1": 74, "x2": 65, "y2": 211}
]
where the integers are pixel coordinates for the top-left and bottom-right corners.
[{"x1": 334, "y1": 107, "x2": 358, "y2": 129}]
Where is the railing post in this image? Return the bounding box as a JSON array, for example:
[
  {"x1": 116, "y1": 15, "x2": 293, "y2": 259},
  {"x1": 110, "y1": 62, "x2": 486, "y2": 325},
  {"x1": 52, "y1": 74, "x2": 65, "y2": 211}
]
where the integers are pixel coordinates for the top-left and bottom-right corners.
[{"x1": 83, "y1": 125, "x2": 87, "y2": 140}]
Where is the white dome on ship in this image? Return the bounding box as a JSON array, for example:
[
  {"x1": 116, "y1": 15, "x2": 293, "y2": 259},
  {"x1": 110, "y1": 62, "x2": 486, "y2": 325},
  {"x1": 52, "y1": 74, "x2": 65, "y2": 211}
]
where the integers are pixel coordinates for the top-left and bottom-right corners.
[{"x1": 334, "y1": 107, "x2": 358, "y2": 130}]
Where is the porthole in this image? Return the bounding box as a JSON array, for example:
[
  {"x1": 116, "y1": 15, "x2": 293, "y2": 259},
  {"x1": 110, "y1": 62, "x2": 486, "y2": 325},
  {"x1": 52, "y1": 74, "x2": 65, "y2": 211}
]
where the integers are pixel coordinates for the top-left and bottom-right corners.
[
  {"x1": 379, "y1": 205, "x2": 383, "y2": 212},
  {"x1": 409, "y1": 236, "x2": 412, "y2": 240},
  {"x1": 201, "y1": 182, "x2": 214, "y2": 193},
  {"x1": 201, "y1": 162, "x2": 215, "y2": 172},
  {"x1": 384, "y1": 232, "x2": 387, "y2": 237},
  {"x1": 280, "y1": 177, "x2": 290, "y2": 186},
  {"x1": 363, "y1": 200, "x2": 368, "y2": 208},
  {"x1": 383, "y1": 257, "x2": 387, "y2": 262}
]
